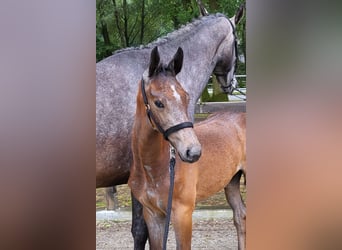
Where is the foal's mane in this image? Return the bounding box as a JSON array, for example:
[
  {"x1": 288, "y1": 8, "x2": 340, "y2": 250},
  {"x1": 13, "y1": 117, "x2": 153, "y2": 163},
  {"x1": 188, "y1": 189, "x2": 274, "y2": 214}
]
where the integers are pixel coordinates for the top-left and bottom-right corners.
[{"x1": 114, "y1": 13, "x2": 227, "y2": 55}]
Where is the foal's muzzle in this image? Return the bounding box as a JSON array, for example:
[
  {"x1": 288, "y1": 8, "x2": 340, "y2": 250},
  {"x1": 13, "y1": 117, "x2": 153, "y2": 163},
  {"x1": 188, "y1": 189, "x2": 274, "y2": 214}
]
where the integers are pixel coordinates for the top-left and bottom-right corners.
[{"x1": 183, "y1": 144, "x2": 202, "y2": 163}]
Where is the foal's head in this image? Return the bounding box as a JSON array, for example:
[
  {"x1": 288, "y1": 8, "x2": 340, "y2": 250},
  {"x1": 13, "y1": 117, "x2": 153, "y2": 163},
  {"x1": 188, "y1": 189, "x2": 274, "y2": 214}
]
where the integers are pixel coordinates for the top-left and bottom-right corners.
[{"x1": 141, "y1": 46, "x2": 201, "y2": 163}]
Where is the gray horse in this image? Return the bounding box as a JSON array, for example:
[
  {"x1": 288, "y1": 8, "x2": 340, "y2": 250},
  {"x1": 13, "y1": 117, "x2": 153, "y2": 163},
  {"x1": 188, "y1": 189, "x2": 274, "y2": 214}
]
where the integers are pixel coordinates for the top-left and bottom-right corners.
[{"x1": 96, "y1": 8, "x2": 244, "y2": 249}]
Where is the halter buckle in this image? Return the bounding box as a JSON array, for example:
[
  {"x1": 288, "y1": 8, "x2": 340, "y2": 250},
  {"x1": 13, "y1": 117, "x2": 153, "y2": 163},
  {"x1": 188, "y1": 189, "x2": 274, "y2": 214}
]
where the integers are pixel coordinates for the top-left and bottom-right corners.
[
  {"x1": 145, "y1": 103, "x2": 151, "y2": 111},
  {"x1": 170, "y1": 145, "x2": 176, "y2": 159}
]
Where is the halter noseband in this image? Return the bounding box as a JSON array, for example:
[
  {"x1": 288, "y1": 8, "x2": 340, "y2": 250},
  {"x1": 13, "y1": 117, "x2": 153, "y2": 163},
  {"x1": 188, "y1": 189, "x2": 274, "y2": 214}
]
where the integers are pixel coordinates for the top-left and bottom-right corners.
[{"x1": 141, "y1": 78, "x2": 194, "y2": 141}]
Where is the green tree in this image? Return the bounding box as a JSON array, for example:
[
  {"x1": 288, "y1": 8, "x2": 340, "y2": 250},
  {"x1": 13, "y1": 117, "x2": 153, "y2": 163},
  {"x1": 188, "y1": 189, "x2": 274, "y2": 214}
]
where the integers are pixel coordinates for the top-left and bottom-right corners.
[{"x1": 96, "y1": 0, "x2": 246, "y2": 83}]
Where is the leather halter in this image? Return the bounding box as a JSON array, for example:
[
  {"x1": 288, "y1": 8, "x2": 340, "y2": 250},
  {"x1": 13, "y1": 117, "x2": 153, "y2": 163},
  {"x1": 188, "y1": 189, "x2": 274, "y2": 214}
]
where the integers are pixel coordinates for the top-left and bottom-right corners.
[
  {"x1": 141, "y1": 78, "x2": 194, "y2": 141},
  {"x1": 217, "y1": 18, "x2": 244, "y2": 96},
  {"x1": 228, "y1": 18, "x2": 239, "y2": 79}
]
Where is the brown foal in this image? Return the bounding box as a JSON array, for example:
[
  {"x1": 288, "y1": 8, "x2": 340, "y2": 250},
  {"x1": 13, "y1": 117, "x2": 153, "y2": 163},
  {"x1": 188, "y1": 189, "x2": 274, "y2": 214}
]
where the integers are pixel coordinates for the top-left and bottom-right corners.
[{"x1": 128, "y1": 46, "x2": 246, "y2": 250}]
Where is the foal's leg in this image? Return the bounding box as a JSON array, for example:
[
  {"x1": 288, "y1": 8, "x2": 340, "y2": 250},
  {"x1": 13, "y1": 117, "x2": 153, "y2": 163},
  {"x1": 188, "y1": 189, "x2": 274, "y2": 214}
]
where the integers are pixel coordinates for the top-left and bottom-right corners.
[
  {"x1": 172, "y1": 202, "x2": 195, "y2": 250},
  {"x1": 143, "y1": 208, "x2": 166, "y2": 250},
  {"x1": 131, "y1": 193, "x2": 148, "y2": 250},
  {"x1": 225, "y1": 170, "x2": 246, "y2": 250}
]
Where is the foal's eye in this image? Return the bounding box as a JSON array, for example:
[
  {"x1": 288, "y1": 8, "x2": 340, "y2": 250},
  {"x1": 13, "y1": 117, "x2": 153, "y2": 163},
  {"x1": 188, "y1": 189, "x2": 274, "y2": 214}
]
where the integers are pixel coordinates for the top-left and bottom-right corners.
[{"x1": 154, "y1": 100, "x2": 164, "y2": 108}]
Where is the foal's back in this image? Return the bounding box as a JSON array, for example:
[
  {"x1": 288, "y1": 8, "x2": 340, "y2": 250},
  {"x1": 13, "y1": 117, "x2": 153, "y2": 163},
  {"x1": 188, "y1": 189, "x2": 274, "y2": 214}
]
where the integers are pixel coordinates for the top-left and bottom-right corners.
[{"x1": 185, "y1": 112, "x2": 246, "y2": 201}]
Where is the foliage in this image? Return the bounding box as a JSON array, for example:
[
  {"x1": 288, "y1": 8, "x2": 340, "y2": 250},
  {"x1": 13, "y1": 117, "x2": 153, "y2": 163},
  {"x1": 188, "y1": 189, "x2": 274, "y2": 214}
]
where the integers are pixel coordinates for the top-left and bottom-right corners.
[
  {"x1": 96, "y1": 0, "x2": 246, "y2": 67},
  {"x1": 96, "y1": 0, "x2": 246, "y2": 102}
]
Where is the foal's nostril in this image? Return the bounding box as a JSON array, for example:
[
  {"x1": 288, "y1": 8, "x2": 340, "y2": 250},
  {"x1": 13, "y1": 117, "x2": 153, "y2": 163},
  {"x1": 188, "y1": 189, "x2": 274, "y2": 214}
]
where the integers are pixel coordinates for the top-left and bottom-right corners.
[{"x1": 186, "y1": 147, "x2": 201, "y2": 162}]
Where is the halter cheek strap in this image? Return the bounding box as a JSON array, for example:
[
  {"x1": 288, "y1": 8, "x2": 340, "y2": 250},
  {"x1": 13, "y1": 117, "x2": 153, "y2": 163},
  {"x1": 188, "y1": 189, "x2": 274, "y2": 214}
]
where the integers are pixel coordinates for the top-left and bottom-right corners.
[
  {"x1": 227, "y1": 18, "x2": 239, "y2": 79},
  {"x1": 219, "y1": 18, "x2": 247, "y2": 98},
  {"x1": 141, "y1": 78, "x2": 194, "y2": 141}
]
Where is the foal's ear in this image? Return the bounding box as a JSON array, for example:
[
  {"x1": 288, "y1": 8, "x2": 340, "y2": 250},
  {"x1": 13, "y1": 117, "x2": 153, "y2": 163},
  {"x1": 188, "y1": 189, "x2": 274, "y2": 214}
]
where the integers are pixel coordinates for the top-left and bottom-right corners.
[
  {"x1": 168, "y1": 47, "x2": 183, "y2": 75},
  {"x1": 149, "y1": 46, "x2": 160, "y2": 77}
]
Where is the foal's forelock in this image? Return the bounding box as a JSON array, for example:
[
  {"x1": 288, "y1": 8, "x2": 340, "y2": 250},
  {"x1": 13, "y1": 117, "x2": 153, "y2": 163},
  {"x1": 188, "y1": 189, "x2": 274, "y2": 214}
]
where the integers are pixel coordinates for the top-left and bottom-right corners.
[
  {"x1": 142, "y1": 67, "x2": 190, "y2": 129},
  {"x1": 147, "y1": 77, "x2": 190, "y2": 116}
]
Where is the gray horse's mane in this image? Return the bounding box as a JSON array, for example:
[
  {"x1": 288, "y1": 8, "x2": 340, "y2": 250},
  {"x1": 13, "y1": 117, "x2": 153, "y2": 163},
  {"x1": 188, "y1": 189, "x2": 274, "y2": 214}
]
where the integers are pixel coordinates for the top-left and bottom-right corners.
[{"x1": 114, "y1": 13, "x2": 227, "y2": 54}]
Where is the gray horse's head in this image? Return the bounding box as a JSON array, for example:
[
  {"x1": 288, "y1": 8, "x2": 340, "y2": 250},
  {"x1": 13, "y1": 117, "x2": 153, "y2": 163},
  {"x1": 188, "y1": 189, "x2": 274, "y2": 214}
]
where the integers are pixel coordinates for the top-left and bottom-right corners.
[{"x1": 213, "y1": 4, "x2": 245, "y2": 94}]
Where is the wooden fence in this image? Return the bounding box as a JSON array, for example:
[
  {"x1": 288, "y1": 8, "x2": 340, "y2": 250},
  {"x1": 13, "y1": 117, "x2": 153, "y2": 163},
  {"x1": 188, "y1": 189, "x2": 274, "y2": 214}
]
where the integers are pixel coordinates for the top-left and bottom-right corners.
[
  {"x1": 195, "y1": 101, "x2": 246, "y2": 114},
  {"x1": 199, "y1": 74, "x2": 246, "y2": 114}
]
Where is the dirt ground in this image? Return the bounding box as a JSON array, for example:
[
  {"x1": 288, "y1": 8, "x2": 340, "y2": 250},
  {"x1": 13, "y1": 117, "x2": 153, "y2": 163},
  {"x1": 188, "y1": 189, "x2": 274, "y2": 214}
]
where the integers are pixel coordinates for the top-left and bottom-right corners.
[
  {"x1": 96, "y1": 184, "x2": 245, "y2": 249},
  {"x1": 96, "y1": 218, "x2": 237, "y2": 249}
]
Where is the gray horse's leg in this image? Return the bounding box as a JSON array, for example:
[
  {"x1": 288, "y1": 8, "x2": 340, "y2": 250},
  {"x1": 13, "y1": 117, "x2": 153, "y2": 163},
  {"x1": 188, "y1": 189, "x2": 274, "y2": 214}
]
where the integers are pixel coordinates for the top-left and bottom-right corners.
[
  {"x1": 224, "y1": 170, "x2": 246, "y2": 250},
  {"x1": 131, "y1": 193, "x2": 148, "y2": 250},
  {"x1": 105, "y1": 186, "x2": 119, "y2": 210}
]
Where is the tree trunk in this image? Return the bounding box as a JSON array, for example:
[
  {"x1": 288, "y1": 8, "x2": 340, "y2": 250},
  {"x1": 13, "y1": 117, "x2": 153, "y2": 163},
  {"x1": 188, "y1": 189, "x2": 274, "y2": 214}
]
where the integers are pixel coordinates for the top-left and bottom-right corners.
[
  {"x1": 122, "y1": 0, "x2": 129, "y2": 47},
  {"x1": 112, "y1": 0, "x2": 125, "y2": 47},
  {"x1": 140, "y1": 0, "x2": 145, "y2": 44},
  {"x1": 242, "y1": 20, "x2": 246, "y2": 65},
  {"x1": 97, "y1": 0, "x2": 111, "y2": 46},
  {"x1": 208, "y1": 0, "x2": 218, "y2": 11},
  {"x1": 172, "y1": 1, "x2": 180, "y2": 29},
  {"x1": 182, "y1": 0, "x2": 191, "y2": 9},
  {"x1": 101, "y1": 21, "x2": 111, "y2": 46}
]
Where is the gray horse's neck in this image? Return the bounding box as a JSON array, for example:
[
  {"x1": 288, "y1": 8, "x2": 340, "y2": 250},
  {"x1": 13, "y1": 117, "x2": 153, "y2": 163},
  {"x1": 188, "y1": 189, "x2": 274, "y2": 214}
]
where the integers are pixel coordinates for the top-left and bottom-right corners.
[
  {"x1": 121, "y1": 14, "x2": 229, "y2": 113},
  {"x1": 152, "y1": 28, "x2": 226, "y2": 120}
]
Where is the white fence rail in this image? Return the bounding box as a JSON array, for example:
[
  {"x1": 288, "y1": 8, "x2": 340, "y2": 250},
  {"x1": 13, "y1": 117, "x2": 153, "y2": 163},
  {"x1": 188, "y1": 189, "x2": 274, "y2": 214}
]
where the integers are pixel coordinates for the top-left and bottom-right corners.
[
  {"x1": 228, "y1": 75, "x2": 246, "y2": 101},
  {"x1": 206, "y1": 75, "x2": 246, "y2": 102},
  {"x1": 195, "y1": 102, "x2": 246, "y2": 114},
  {"x1": 196, "y1": 75, "x2": 246, "y2": 114}
]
